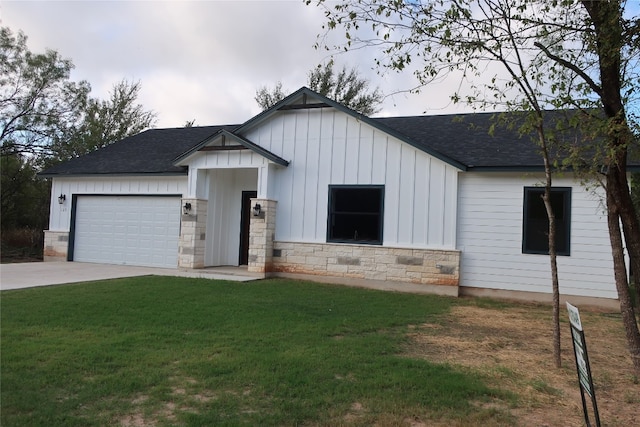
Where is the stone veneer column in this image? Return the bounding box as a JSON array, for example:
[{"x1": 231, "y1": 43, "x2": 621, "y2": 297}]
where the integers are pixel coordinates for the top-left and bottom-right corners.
[
  {"x1": 247, "y1": 199, "x2": 277, "y2": 275},
  {"x1": 43, "y1": 230, "x2": 69, "y2": 261},
  {"x1": 178, "y1": 198, "x2": 207, "y2": 269}
]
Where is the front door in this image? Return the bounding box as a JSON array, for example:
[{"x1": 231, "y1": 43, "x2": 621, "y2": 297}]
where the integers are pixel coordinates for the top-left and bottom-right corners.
[{"x1": 239, "y1": 191, "x2": 257, "y2": 265}]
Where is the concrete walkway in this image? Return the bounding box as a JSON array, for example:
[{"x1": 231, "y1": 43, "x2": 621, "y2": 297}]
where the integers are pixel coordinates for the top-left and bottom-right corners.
[{"x1": 0, "y1": 262, "x2": 261, "y2": 290}]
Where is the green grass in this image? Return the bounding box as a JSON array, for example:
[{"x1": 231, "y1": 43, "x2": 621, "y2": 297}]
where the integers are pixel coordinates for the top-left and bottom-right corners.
[{"x1": 1, "y1": 277, "x2": 514, "y2": 426}]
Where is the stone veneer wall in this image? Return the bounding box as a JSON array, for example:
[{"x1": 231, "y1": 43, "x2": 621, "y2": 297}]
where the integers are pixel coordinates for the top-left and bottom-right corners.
[
  {"x1": 272, "y1": 241, "x2": 460, "y2": 288},
  {"x1": 178, "y1": 198, "x2": 207, "y2": 269},
  {"x1": 248, "y1": 199, "x2": 277, "y2": 275},
  {"x1": 43, "y1": 230, "x2": 69, "y2": 261}
]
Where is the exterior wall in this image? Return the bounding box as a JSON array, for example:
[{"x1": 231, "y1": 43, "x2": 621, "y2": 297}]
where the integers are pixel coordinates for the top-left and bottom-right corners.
[
  {"x1": 457, "y1": 173, "x2": 616, "y2": 299},
  {"x1": 243, "y1": 108, "x2": 460, "y2": 249},
  {"x1": 48, "y1": 176, "x2": 187, "y2": 232},
  {"x1": 179, "y1": 198, "x2": 207, "y2": 269},
  {"x1": 43, "y1": 230, "x2": 69, "y2": 261},
  {"x1": 272, "y1": 241, "x2": 460, "y2": 292},
  {"x1": 186, "y1": 149, "x2": 270, "y2": 172}
]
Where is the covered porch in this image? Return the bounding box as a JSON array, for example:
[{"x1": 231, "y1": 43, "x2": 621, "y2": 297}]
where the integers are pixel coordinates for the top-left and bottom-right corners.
[{"x1": 173, "y1": 129, "x2": 288, "y2": 274}]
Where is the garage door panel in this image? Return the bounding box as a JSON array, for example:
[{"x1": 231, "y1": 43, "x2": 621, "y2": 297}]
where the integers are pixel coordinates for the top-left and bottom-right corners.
[{"x1": 73, "y1": 196, "x2": 180, "y2": 268}]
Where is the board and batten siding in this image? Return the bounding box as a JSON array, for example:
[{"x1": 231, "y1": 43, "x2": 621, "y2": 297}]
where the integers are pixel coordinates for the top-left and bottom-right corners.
[
  {"x1": 457, "y1": 173, "x2": 616, "y2": 299},
  {"x1": 48, "y1": 176, "x2": 187, "y2": 232},
  {"x1": 185, "y1": 150, "x2": 271, "y2": 198},
  {"x1": 244, "y1": 108, "x2": 460, "y2": 249}
]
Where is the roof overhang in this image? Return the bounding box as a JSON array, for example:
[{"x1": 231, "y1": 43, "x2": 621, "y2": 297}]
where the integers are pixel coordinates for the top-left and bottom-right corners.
[{"x1": 37, "y1": 171, "x2": 188, "y2": 179}]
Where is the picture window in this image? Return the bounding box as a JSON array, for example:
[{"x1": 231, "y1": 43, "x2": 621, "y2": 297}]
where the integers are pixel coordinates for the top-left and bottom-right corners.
[{"x1": 327, "y1": 185, "x2": 384, "y2": 245}]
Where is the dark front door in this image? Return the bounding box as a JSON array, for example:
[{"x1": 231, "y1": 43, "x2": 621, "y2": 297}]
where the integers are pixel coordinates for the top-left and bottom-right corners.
[{"x1": 239, "y1": 191, "x2": 257, "y2": 265}]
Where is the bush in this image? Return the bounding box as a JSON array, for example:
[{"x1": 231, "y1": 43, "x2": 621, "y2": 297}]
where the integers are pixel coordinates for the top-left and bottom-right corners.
[{"x1": 1, "y1": 228, "x2": 43, "y2": 262}]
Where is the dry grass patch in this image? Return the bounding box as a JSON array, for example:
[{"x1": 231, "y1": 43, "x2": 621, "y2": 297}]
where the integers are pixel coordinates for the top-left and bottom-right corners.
[{"x1": 405, "y1": 302, "x2": 639, "y2": 426}]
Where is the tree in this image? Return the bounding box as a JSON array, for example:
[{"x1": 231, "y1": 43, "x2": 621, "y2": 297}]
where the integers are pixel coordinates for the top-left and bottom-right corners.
[
  {"x1": 0, "y1": 27, "x2": 90, "y2": 157},
  {"x1": 50, "y1": 80, "x2": 156, "y2": 161},
  {"x1": 311, "y1": 0, "x2": 640, "y2": 374},
  {"x1": 0, "y1": 154, "x2": 50, "y2": 231},
  {"x1": 255, "y1": 82, "x2": 287, "y2": 111},
  {"x1": 1, "y1": 27, "x2": 155, "y2": 162},
  {"x1": 255, "y1": 60, "x2": 383, "y2": 115},
  {"x1": 1, "y1": 27, "x2": 156, "y2": 257}
]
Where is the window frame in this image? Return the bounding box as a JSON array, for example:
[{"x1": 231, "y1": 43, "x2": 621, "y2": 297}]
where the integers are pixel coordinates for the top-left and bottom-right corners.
[
  {"x1": 326, "y1": 185, "x2": 384, "y2": 245},
  {"x1": 522, "y1": 186, "x2": 572, "y2": 256}
]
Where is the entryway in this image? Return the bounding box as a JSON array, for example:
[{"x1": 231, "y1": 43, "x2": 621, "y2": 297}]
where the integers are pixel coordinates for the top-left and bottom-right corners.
[{"x1": 239, "y1": 191, "x2": 257, "y2": 265}]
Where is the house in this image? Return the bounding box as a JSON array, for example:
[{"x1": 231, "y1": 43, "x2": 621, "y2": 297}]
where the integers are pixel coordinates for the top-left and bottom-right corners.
[{"x1": 40, "y1": 87, "x2": 632, "y2": 307}]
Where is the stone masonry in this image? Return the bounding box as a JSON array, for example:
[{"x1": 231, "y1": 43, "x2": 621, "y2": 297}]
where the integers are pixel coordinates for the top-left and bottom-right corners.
[
  {"x1": 43, "y1": 230, "x2": 69, "y2": 261},
  {"x1": 178, "y1": 198, "x2": 207, "y2": 269},
  {"x1": 272, "y1": 241, "x2": 460, "y2": 287},
  {"x1": 248, "y1": 199, "x2": 277, "y2": 275}
]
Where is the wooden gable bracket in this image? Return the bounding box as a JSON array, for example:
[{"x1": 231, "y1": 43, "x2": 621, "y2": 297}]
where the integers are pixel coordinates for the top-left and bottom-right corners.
[
  {"x1": 278, "y1": 102, "x2": 331, "y2": 111},
  {"x1": 199, "y1": 145, "x2": 247, "y2": 152}
]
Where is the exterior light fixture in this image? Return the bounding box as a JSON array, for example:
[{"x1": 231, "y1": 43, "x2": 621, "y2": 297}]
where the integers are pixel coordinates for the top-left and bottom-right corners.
[
  {"x1": 252, "y1": 203, "x2": 262, "y2": 217},
  {"x1": 58, "y1": 194, "x2": 66, "y2": 204},
  {"x1": 183, "y1": 202, "x2": 192, "y2": 215}
]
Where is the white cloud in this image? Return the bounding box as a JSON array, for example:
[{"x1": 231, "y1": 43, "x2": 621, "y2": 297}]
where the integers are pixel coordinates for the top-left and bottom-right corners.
[{"x1": 1, "y1": 0, "x2": 473, "y2": 128}]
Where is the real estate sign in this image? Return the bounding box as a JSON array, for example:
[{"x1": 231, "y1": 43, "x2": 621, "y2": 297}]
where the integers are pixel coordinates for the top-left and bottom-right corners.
[{"x1": 566, "y1": 302, "x2": 600, "y2": 427}]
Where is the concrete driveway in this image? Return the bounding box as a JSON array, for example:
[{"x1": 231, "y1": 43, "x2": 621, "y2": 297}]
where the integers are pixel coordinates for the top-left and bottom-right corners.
[{"x1": 0, "y1": 262, "x2": 260, "y2": 290}]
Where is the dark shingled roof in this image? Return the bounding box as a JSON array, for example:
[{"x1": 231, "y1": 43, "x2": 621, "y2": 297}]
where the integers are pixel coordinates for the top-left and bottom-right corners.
[
  {"x1": 374, "y1": 110, "x2": 588, "y2": 171},
  {"x1": 40, "y1": 125, "x2": 239, "y2": 176},
  {"x1": 40, "y1": 107, "x2": 638, "y2": 177}
]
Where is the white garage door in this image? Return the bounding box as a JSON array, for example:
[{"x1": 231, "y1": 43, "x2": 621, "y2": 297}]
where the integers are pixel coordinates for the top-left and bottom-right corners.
[{"x1": 73, "y1": 196, "x2": 181, "y2": 268}]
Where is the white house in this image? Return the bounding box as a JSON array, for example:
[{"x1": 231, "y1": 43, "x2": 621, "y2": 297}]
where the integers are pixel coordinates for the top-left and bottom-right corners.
[{"x1": 40, "y1": 87, "x2": 629, "y2": 307}]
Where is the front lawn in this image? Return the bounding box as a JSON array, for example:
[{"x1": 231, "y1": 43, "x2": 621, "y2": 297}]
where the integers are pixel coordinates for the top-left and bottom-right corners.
[{"x1": 0, "y1": 277, "x2": 513, "y2": 426}]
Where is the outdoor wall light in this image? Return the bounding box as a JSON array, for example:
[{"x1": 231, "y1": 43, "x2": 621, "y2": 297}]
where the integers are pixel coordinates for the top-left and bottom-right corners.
[
  {"x1": 183, "y1": 202, "x2": 192, "y2": 215},
  {"x1": 58, "y1": 194, "x2": 66, "y2": 204},
  {"x1": 252, "y1": 203, "x2": 262, "y2": 217}
]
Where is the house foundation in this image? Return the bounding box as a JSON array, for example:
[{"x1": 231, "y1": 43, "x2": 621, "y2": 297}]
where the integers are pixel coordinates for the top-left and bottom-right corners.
[
  {"x1": 271, "y1": 241, "x2": 460, "y2": 294},
  {"x1": 179, "y1": 198, "x2": 207, "y2": 269}
]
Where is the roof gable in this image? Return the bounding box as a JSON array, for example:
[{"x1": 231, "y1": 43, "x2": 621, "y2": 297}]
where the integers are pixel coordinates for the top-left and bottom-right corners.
[
  {"x1": 236, "y1": 87, "x2": 468, "y2": 170},
  {"x1": 174, "y1": 129, "x2": 289, "y2": 167}
]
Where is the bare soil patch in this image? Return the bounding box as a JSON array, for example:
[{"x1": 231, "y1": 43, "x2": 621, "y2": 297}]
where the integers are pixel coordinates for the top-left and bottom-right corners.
[{"x1": 405, "y1": 301, "x2": 639, "y2": 426}]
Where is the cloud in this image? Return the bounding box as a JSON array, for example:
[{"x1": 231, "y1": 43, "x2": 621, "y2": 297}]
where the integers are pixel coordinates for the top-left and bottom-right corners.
[{"x1": 1, "y1": 0, "x2": 472, "y2": 128}]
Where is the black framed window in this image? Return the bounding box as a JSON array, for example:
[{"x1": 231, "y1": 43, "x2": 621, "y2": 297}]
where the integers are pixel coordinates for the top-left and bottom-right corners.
[
  {"x1": 327, "y1": 185, "x2": 384, "y2": 245},
  {"x1": 522, "y1": 187, "x2": 571, "y2": 256}
]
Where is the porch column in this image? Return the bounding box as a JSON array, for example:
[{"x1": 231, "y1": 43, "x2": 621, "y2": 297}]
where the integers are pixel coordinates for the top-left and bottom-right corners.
[
  {"x1": 248, "y1": 198, "x2": 277, "y2": 275},
  {"x1": 178, "y1": 198, "x2": 207, "y2": 269}
]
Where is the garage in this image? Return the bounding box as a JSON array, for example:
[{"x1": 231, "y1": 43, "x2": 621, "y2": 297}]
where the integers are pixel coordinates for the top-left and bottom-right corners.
[{"x1": 71, "y1": 195, "x2": 181, "y2": 268}]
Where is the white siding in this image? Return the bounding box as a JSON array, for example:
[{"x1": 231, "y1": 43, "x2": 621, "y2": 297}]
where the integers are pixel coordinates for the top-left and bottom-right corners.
[
  {"x1": 457, "y1": 173, "x2": 616, "y2": 299},
  {"x1": 48, "y1": 176, "x2": 187, "y2": 232},
  {"x1": 244, "y1": 108, "x2": 460, "y2": 249},
  {"x1": 186, "y1": 150, "x2": 269, "y2": 198}
]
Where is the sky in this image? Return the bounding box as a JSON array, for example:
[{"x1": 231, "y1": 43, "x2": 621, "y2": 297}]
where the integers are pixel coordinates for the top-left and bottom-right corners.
[
  {"x1": 3, "y1": 1, "x2": 638, "y2": 129},
  {"x1": 1, "y1": 0, "x2": 473, "y2": 128}
]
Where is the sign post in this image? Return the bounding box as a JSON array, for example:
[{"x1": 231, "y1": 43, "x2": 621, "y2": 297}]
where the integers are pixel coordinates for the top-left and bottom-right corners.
[{"x1": 566, "y1": 302, "x2": 601, "y2": 427}]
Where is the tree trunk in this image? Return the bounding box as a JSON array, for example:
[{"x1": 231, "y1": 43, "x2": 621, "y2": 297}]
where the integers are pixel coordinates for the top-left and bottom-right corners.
[
  {"x1": 609, "y1": 161, "x2": 640, "y2": 309},
  {"x1": 535, "y1": 123, "x2": 562, "y2": 368},
  {"x1": 606, "y1": 171, "x2": 640, "y2": 376},
  {"x1": 543, "y1": 186, "x2": 561, "y2": 369},
  {"x1": 581, "y1": 0, "x2": 640, "y2": 376}
]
